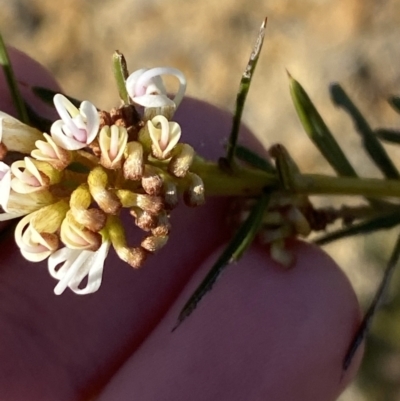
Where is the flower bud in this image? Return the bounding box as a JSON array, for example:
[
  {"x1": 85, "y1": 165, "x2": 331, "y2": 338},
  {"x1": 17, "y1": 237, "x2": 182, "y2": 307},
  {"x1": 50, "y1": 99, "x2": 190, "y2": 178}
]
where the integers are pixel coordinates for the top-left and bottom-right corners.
[
  {"x1": 88, "y1": 166, "x2": 121, "y2": 215},
  {"x1": 123, "y1": 141, "x2": 144, "y2": 180},
  {"x1": 70, "y1": 184, "x2": 107, "y2": 232},
  {"x1": 141, "y1": 234, "x2": 168, "y2": 253},
  {"x1": 168, "y1": 143, "x2": 195, "y2": 177},
  {"x1": 117, "y1": 189, "x2": 163, "y2": 215},
  {"x1": 141, "y1": 165, "x2": 163, "y2": 195},
  {"x1": 130, "y1": 207, "x2": 158, "y2": 231},
  {"x1": 107, "y1": 216, "x2": 147, "y2": 268},
  {"x1": 183, "y1": 173, "x2": 205, "y2": 207}
]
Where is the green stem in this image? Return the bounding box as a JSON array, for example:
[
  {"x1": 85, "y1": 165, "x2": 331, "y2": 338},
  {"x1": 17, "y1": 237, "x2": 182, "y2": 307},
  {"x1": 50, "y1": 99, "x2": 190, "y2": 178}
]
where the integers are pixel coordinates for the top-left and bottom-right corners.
[
  {"x1": 190, "y1": 156, "x2": 278, "y2": 196},
  {"x1": 0, "y1": 32, "x2": 29, "y2": 123},
  {"x1": 292, "y1": 174, "x2": 400, "y2": 197},
  {"x1": 192, "y1": 158, "x2": 400, "y2": 199}
]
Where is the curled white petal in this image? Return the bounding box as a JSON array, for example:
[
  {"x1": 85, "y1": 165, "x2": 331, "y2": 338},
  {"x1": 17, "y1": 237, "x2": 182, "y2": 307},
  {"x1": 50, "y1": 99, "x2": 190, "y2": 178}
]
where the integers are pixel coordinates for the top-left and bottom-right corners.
[
  {"x1": 48, "y1": 241, "x2": 110, "y2": 295},
  {"x1": 51, "y1": 94, "x2": 100, "y2": 150},
  {"x1": 15, "y1": 213, "x2": 58, "y2": 262},
  {"x1": 126, "y1": 67, "x2": 186, "y2": 109}
]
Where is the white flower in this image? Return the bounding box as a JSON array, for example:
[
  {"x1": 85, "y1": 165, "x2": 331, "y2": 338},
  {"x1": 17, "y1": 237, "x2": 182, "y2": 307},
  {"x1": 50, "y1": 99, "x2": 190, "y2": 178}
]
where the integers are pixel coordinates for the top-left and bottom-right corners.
[
  {"x1": 48, "y1": 240, "x2": 110, "y2": 295},
  {"x1": 99, "y1": 125, "x2": 128, "y2": 169},
  {"x1": 147, "y1": 115, "x2": 181, "y2": 159},
  {"x1": 51, "y1": 94, "x2": 100, "y2": 150},
  {"x1": 14, "y1": 213, "x2": 59, "y2": 262},
  {"x1": 126, "y1": 67, "x2": 186, "y2": 109},
  {"x1": 0, "y1": 162, "x2": 48, "y2": 220},
  {"x1": 10, "y1": 157, "x2": 49, "y2": 194},
  {"x1": 0, "y1": 111, "x2": 43, "y2": 153},
  {"x1": 31, "y1": 133, "x2": 72, "y2": 170}
]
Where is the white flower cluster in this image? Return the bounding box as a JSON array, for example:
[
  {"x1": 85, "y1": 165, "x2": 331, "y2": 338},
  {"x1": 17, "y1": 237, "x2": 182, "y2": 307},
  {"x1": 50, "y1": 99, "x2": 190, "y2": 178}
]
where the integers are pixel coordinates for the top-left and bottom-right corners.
[{"x1": 0, "y1": 67, "x2": 202, "y2": 295}]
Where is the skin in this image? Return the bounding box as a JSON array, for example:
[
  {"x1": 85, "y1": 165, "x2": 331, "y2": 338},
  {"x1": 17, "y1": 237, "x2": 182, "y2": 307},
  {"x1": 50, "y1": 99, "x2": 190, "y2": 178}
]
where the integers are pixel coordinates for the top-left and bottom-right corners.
[{"x1": 0, "y1": 49, "x2": 363, "y2": 401}]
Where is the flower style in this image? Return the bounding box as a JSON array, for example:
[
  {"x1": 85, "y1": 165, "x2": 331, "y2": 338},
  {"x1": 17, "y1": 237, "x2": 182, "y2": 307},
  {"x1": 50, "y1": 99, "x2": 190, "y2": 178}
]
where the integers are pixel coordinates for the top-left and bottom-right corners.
[
  {"x1": 126, "y1": 67, "x2": 186, "y2": 109},
  {"x1": 51, "y1": 94, "x2": 100, "y2": 150},
  {"x1": 0, "y1": 111, "x2": 43, "y2": 154},
  {"x1": 48, "y1": 239, "x2": 110, "y2": 295},
  {"x1": 147, "y1": 115, "x2": 181, "y2": 159}
]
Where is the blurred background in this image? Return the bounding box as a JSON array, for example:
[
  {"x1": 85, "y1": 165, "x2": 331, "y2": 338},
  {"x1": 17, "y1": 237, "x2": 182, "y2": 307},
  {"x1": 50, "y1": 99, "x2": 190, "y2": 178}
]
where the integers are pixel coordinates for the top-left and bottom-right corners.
[{"x1": 1, "y1": 0, "x2": 400, "y2": 399}]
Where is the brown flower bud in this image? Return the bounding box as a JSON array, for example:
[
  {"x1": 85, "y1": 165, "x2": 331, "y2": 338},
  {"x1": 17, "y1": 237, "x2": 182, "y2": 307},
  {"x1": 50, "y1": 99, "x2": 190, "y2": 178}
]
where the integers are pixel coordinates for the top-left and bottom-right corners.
[{"x1": 141, "y1": 235, "x2": 168, "y2": 253}]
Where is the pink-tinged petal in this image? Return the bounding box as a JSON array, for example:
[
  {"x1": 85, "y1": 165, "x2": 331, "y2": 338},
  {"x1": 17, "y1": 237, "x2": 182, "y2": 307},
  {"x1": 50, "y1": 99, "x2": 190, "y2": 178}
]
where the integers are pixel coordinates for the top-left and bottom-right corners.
[
  {"x1": 80, "y1": 100, "x2": 100, "y2": 144},
  {"x1": 51, "y1": 120, "x2": 85, "y2": 150},
  {"x1": 52, "y1": 94, "x2": 99, "y2": 150},
  {"x1": 126, "y1": 68, "x2": 148, "y2": 98}
]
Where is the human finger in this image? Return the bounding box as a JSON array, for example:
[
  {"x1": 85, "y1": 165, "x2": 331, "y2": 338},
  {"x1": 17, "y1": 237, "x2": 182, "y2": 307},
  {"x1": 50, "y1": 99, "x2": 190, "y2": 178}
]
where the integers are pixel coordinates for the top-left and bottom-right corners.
[{"x1": 98, "y1": 241, "x2": 363, "y2": 401}]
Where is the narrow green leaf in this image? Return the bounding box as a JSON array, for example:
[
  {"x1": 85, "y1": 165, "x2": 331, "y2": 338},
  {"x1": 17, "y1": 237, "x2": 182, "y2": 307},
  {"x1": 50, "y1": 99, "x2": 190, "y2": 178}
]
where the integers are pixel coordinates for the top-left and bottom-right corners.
[
  {"x1": 343, "y1": 232, "x2": 400, "y2": 370},
  {"x1": 235, "y1": 144, "x2": 275, "y2": 173},
  {"x1": 314, "y1": 211, "x2": 400, "y2": 246},
  {"x1": 0, "y1": 32, "x2": 29, "y2": 123},
  {"x1": 225, "y1": 18, "x2": 267, "y2": 167},
  {"x1": 375, "y1": 128, "x2": 400, "y2": 144},
  {"x1": 388, "y1": 96, "x2": 400, "y2": 114},
  {"x1": 32, "y1": 87, "x2": 82, "y2": 109},
  {"x1": 289, "y1": 74, "x2": 357, "y2": 177},
  {"x1": 173, "y1": 190, "x2": 270, "y2": 330},
  {"x1": 330, "y1": 84, "x2": 400, "y2": 179},
  {"x1": 112, "y1": 51, "x2": 130, "y2": 105}
]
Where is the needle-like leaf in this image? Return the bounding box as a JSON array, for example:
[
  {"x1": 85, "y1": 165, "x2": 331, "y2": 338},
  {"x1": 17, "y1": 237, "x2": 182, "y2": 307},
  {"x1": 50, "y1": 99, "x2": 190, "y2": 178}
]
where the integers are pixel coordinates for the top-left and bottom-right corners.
[
  {"x1": 388, "y1": 96, "x2": 400, "y2": 114},
  {"x1": 173, "y1": 190, "x2": 270, "y2": 330},
  {"x1": 375, "y1": 128, "x2": 400, "y2": 144},
  {"x1": 314, "y1": 211, "x2": 400, "y2": 246},
  {"x1": 225, "y1": 18, "x2": 267, "y2": 167},
  {"x1": 235, "y1": 144, "x2": 275, "y2": 173},
  {"x1": 343, "y1": 232, "x2": 400, "y2": 370},
  {"x1": 289, "y1": 74, "x2": 357, "y2": 177},
  {"x1": 330, "y1": 84, "x2": 400, "y2": 180}
]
